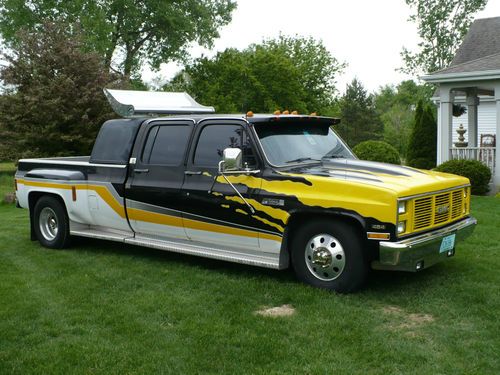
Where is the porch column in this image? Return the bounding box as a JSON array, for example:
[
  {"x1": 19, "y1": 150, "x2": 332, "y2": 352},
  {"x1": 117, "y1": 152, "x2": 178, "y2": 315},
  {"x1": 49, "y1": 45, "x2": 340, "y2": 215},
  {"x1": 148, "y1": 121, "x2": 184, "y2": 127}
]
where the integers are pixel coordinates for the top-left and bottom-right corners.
[
  {"x1": 438, "y1": 86, "x2": 454, "y2": 165},
  {"x1": 495, "y1": 84, "x2": 500, "y2": 187},
  {"x1": 466, "y1": 89, "x2": 479, "y2": 147}
]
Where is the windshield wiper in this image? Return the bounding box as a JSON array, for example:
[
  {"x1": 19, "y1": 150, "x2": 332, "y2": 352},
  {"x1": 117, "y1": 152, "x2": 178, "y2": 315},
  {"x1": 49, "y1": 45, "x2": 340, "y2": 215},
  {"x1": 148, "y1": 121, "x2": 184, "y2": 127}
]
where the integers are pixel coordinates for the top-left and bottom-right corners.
[{"x1": 284, "y1": 157, "x2": 321, "y2": 164}]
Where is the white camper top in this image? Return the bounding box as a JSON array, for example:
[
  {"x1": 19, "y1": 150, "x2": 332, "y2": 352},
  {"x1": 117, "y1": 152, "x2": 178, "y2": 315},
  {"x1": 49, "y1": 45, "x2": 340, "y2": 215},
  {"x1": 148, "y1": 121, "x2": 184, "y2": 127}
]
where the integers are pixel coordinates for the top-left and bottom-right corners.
[{"x1": 103, "y1": 89, "x2": 215, "y2": 117}]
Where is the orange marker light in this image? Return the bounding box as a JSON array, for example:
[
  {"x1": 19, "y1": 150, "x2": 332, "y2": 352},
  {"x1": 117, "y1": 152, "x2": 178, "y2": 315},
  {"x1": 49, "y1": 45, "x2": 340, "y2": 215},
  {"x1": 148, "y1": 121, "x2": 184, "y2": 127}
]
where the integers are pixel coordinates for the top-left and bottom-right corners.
[
  {"x1": 72, "y1": 186, "x2": 77, "y2": 201},
  {"x1": 291, "y1": 110, "x2": 298, "y2": 115},
  {"x1": 310, "y1": 112, "x2": 317, "y2": 116},
  {"x1": 282, "y1": 110, "x2": 290, "y2": 115},
  {"x1": 274, "y1": 110, "x2": 281, "y2": 115},
  {"x1": 367, "y1": 233, "x2": 390, "y2": 240},
  {"x1": 246, "y1": 111, "x2": 254, "y2": 117}
]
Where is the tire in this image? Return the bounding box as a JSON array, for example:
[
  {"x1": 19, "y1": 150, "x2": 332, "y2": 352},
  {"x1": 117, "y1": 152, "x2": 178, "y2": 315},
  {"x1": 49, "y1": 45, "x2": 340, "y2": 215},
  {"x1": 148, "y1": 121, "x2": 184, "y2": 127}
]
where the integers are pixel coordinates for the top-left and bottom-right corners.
[
  {"x1": 291, "y1": 219, "x2": 368, "y2": 293},
  {"x1": 33, "y1": 196, "x2": 71, "y2": 249}
]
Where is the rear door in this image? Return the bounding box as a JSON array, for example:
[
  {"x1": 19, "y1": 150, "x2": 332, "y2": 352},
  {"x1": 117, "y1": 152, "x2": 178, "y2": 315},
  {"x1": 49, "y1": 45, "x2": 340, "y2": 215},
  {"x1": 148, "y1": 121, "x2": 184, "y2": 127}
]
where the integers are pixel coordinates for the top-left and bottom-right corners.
[
  {"x1": 125, "y1": 119, "x2": 193, "y2": 240},
  {"x1": 180, "y1": 119, "x2": 262, "y2": 248}
]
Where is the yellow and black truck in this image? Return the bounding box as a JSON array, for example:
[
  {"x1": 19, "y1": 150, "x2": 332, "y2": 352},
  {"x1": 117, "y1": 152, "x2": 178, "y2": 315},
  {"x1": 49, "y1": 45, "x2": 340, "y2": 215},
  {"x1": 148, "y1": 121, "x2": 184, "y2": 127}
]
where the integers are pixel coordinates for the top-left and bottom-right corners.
[{"x1": 15, "y1": 90, "x2": 477, "y2": 292}]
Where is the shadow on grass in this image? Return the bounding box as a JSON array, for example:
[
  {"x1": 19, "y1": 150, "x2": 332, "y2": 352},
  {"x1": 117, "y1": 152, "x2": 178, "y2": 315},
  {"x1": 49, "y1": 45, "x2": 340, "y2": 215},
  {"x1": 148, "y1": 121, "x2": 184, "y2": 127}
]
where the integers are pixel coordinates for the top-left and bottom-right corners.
[
  {"x1": 71, "y1": 236, "x2": 297, "y2": 283},
  {"x1": 68, "y1": 236, "x2": 463, "y2": 295}
]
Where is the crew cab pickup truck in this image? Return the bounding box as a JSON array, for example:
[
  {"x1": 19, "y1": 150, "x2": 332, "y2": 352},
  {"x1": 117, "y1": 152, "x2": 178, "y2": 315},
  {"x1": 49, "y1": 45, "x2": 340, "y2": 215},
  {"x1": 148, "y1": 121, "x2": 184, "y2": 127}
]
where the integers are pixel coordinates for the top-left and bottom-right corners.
[{"x1": 15, "y1": 90, "x2": 477, "y2": 292}]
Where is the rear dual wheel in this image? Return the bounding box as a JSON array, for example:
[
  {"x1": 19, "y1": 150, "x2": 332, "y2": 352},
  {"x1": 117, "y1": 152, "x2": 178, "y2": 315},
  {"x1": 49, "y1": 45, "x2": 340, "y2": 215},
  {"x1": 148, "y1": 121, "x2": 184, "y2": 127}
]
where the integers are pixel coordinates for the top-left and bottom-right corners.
[
  {"x1": 33, "y1": 196, "x2": 71, "y2": 249},
  {"x1": 291, "y1": 220, "x2": 368, "y2": 293}
]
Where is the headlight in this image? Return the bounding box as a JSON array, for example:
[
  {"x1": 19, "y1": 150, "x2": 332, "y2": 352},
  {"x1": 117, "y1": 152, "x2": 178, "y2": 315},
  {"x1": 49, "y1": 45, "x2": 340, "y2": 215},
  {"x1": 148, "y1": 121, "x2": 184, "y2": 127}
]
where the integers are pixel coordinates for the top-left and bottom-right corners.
[
  {"x1": 397, "y1": 221, "x2": 406, "y2": 234},
  {"x1": 398, "y1": 201, "x2": 406, "y2": 215}
]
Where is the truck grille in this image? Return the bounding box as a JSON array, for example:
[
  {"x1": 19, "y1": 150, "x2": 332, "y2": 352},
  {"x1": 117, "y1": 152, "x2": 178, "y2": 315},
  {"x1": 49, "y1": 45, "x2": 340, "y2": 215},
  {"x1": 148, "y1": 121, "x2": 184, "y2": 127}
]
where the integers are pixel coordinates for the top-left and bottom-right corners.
[{"x1": 411, "y1": 188, "x2": 465, "y2": 232}]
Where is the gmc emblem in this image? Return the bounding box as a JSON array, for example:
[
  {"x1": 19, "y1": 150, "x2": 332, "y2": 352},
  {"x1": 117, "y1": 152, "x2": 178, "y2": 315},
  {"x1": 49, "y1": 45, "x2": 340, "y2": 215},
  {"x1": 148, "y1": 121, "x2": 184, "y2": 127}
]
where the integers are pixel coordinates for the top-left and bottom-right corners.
[{"x1": 436, "y1": 204, "x2": 450, "y2": 215}]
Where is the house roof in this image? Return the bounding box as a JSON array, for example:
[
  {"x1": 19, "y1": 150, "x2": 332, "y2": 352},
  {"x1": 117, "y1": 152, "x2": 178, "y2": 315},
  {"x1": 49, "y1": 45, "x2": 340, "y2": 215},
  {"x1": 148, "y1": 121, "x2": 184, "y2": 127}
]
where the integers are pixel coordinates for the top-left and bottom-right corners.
[
  {"x1": 450, "y1": 17, "x2": 500, "y2": 66},
  {"x1": 423, "y1": 17, "x2": 500, "y2": 82}
]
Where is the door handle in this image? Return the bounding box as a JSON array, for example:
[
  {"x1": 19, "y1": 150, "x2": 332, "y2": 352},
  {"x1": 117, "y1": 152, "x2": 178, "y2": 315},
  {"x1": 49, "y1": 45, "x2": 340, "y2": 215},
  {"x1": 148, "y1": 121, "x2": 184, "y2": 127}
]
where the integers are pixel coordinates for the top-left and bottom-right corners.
[
  {"x1": 184, "y1": 171, "x2": 202, "y2": 175},
  {"x1": 134, "y1": 168, "x2": 149, "y2": 173}
]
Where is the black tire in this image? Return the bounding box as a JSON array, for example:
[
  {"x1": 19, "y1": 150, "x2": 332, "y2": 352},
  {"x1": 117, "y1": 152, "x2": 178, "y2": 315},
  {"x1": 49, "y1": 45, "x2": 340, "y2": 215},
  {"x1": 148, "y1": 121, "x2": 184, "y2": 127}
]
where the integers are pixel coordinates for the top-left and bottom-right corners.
[
  {"x1": 33, "y1": 196, "x2": 71, "y2": 249},
  {"x1": 291, "y1": 219, "x2": 368, "y2": 293}
]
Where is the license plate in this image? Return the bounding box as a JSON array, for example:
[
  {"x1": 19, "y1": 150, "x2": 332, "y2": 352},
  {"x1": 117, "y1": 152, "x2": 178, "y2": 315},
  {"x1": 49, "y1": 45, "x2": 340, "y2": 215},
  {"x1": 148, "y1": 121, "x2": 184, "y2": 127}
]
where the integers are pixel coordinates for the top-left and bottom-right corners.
[{"x1": 440, "y1": 234, "x2": 456, "y2": 253}]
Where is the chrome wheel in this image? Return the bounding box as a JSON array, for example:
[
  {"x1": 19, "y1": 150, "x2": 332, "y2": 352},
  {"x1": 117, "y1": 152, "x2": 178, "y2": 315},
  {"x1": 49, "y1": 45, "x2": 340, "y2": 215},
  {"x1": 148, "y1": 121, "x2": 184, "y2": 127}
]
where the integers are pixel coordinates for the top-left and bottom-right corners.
[
  {"x1": 39, "y1": 207, "x2": 59, "y2": 241},
  {"x1": 305, "y1": 233, "x2": 346, "y2": 281}
]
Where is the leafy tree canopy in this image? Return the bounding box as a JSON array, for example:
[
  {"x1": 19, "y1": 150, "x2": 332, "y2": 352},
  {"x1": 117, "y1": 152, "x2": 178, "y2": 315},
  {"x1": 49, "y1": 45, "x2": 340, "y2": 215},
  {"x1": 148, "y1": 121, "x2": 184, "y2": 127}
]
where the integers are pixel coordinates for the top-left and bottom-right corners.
[
  {"x1": 336, "y1": 78, "x2": 383, "y2": 147},
  {"x1": 372, "y1": 80, "x2": 434, "y2": 158},
  {"x1": 400, "y1": 0, "x2": 488, "y2": 75},
  {"x1": 166, "y1": 35, "x2": 346, "y2": 114},
  {"x1": 0, "y1": 0, "x2": 236, "y2": 76},
  {"x1": 0, "y1": 22, "x2": 123, "y2": 160}
]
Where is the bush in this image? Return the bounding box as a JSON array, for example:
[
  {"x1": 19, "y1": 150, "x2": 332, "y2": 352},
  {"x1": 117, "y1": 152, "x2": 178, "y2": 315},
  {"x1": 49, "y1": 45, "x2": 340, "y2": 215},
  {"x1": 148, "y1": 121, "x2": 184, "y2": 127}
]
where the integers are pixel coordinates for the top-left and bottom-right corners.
[
  {"x1": 434, "y1": 159, "x2": 491, "y2": 195},
  {"x1": 353, "y1": 140, "x2": 401, "y2": 165},
  {"x1": 407, "y1": 101, "x2": 437, "y2": 169},
  {"x1": 409, "y1": 157, "x2": 436, "y2": 170}
]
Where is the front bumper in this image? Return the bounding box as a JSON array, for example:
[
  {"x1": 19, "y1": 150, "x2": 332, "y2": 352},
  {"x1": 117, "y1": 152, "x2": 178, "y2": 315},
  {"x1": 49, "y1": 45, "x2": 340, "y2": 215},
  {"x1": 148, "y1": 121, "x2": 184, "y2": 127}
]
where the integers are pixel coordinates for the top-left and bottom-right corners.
[{"x1": 371, "y1": 217, "x2": 477, "y2": 272}]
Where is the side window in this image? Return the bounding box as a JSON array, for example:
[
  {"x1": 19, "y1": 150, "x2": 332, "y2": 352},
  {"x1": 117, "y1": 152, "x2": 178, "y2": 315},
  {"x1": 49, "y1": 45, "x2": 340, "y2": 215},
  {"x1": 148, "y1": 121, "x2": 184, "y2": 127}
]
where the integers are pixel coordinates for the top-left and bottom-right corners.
[
  {"x1": 194, "y1": 125, "x2": 256, "y2": 167},
  {"x1": 142, "y1": 125, "x2": 191, "y2": 165}
]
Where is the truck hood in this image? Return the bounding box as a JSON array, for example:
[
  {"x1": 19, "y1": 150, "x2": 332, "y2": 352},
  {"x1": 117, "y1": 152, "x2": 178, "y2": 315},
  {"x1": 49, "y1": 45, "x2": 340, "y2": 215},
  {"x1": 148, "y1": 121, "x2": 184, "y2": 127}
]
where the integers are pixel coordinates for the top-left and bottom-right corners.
[{"x1": 283, "y1": 158, "x2": 470, "y2": 197}]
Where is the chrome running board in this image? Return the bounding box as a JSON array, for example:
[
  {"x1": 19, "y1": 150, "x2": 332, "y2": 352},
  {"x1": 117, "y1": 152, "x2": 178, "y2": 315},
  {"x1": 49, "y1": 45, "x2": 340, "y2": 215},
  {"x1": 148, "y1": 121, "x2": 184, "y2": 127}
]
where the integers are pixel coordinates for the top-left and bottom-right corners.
[{"x1": 70, "y1": 225, "x2": 281, "y2": 269}]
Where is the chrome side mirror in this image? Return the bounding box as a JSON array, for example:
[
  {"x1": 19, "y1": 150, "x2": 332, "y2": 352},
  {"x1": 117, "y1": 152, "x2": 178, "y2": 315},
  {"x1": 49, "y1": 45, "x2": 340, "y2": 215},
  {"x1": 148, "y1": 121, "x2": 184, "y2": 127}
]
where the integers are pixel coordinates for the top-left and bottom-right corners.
[{"x1": 221, "y1": 148, "x2": 243, "y2": 172}]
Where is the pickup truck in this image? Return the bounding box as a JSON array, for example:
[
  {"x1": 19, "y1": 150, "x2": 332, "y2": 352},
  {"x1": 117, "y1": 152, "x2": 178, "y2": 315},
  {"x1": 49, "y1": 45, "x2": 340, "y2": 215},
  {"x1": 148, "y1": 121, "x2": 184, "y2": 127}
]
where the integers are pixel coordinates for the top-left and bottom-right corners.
[{"x1": 15, "y1": 90, "x2": 477, "y2": 292}]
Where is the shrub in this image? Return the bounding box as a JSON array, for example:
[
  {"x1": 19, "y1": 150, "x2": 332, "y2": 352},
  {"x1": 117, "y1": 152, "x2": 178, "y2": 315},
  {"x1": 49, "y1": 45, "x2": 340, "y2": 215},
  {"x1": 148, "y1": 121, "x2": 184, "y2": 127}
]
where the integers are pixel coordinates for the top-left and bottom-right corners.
[
  {"x1": 353, "y1": 140, "x2": 401, "y2": 165},
  {"x1": 434, "y1": 159, "x2": 491, "y2": 195},
  {"x1": 409, "y1": 157, "x2": 436, "y2": 170},
  {"x1": 407, "y1": 100, "x2": 437, "y2": 169}
]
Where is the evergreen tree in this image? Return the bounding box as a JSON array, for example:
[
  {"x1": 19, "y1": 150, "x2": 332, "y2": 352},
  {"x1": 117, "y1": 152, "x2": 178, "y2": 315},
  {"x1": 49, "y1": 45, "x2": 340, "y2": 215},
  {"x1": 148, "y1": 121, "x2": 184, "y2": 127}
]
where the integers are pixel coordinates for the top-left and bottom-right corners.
[
  {"x1": 407, "y1": 101, "x2": 437, "y2": 169},
  {"x1": 337, "y1": 79, "x2": 383, "y2": 147}
]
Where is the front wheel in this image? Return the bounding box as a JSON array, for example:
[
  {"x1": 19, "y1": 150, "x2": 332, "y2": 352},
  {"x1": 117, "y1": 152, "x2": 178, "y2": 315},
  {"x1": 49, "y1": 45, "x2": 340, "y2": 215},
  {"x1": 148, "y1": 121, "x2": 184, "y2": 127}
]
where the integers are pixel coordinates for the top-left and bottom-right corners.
[
  {"x1": 291, "y1": 219, "x2": 368, "y2": 293},
  {"x1": 33, "y1": 196, "x2": 71, "y2": 249}
]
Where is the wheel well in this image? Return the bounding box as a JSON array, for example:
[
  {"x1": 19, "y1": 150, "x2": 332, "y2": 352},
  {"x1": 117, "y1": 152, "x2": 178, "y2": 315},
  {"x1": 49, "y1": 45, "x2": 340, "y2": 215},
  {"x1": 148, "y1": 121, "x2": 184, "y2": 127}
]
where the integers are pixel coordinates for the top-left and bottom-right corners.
[
  {"x1": 281, "y1": 212, "x2": 373, "y2": 267},
  {"x1": 28, "y1": 192, "x2": 67, "y2": 241}
]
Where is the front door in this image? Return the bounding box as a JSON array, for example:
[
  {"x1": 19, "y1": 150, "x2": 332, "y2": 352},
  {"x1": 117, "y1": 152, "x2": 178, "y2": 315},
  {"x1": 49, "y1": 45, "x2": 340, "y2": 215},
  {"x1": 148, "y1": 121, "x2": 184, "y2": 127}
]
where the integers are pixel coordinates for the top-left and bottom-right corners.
[
  {"x1": 125, "y1": 120, "x2": 193, "y2": 240},
  {"x1": 180, "y1": 120, "x2": 262, "y2": 249}
]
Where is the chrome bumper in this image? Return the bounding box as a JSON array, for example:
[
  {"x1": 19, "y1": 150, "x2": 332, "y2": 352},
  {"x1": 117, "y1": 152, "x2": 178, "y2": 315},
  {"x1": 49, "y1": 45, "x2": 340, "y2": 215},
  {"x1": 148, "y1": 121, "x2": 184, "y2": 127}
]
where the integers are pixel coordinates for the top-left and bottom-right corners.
[{"x1": 371, "y1": 217, "x2": 477, "y2": 272}]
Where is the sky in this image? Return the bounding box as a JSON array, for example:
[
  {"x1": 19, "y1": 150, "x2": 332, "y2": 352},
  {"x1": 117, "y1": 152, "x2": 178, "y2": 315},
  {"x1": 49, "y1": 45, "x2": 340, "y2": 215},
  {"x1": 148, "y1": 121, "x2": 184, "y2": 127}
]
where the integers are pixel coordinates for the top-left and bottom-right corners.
[{"x1": 142, "y1": 0, "x2": 500, "y2": 94}]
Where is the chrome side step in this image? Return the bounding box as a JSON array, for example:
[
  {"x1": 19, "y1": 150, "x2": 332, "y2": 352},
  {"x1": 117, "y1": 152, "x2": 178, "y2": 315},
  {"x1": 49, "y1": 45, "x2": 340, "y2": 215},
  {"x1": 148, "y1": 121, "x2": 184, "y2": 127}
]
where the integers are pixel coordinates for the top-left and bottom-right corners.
[{"x1": 69, "y1": 225, "x2": 281, "y2": 269}]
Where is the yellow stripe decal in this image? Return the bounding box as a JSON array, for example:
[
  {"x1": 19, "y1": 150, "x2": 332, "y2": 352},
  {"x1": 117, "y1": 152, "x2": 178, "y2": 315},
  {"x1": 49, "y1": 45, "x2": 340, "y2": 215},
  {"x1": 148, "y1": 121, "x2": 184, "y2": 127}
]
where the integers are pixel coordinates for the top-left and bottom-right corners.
[{"x1": 18, "y1": 178, "x2": 281, "y2": 242}]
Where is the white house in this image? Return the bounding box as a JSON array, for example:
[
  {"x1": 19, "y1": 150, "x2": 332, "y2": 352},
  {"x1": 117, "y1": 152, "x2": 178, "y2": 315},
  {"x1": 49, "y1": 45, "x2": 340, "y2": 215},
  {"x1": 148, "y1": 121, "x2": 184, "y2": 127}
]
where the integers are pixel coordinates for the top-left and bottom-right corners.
[{"x1": 422, "y1": 16, "x2": 500, "y2": 188}]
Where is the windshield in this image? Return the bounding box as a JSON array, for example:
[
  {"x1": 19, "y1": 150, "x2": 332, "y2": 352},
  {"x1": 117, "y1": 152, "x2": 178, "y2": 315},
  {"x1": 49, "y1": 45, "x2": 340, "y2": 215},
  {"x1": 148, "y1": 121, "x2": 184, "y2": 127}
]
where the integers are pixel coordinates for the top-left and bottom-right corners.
[{"x1": 254, "y1": 123, "x2": 355, "y2": 166}]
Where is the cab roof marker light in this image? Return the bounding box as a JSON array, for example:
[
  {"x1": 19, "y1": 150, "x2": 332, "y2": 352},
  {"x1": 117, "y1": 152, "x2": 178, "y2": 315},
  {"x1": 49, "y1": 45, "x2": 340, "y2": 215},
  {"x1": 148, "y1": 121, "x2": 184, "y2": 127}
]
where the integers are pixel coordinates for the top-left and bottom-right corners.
[
  {"x1": 274, "y1": 110, "x2": 281, "y2": 115},
  {"x1": 282, "y1": 110, "x2": 290, "y2": 115},
  {"x1": 246, "y1": 111, "x2": 254, "y2": 118},
  {"x1": 291, "y1": 110, "x2": 298, "y2": 115}
]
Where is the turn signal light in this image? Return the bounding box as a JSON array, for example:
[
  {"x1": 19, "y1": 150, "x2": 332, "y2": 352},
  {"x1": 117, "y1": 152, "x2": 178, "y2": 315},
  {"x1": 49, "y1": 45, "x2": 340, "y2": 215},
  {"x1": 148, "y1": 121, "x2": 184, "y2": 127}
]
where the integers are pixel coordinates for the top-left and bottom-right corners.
[{"x1": 367, "y1": 233, "x2": 390, "y2": 240}]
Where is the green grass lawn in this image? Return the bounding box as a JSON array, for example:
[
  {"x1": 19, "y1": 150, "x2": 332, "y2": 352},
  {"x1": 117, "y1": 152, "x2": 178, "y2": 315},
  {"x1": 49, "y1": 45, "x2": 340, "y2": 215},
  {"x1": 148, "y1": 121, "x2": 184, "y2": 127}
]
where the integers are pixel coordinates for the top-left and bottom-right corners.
[
  {"x1": 0, "y1": 162, "x2": 16, "y2": 201},
  {"x1": 0, "y1": 165, "x2": 499, "y2": 374}
]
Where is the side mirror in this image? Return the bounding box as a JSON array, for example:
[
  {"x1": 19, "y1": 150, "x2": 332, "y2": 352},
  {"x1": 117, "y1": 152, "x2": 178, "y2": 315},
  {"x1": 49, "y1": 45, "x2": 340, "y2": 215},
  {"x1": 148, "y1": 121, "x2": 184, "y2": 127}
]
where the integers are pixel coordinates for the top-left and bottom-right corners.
[{"x1": 221, "y1": 148, "x2": 243, "y2": 172}]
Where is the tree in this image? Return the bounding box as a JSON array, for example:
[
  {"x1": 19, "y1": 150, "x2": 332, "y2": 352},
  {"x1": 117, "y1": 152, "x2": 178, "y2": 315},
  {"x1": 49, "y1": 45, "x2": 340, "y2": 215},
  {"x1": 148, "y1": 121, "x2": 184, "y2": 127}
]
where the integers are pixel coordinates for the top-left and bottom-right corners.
[
  {"x1": 0, "y1": 22, "x2": 122, "y2": 160},
  {"x1": 373, "y1": 80, "x2": 434, "y2": 159},
  {"x1": 336, "y1": 79, "x2": 383, "y2": 147},
  {"x1": 0, "y1": 0, "x2": 236, "y2": 76},
  {"x1": 400, "y1": 0, "x2": 488, "y2": 75},
  {"x1": 166, "y1": 35, "x2": 345, "y2": 114},
  {"x1": 407, "y1": 100, "x2": 437, "y2": 169}
]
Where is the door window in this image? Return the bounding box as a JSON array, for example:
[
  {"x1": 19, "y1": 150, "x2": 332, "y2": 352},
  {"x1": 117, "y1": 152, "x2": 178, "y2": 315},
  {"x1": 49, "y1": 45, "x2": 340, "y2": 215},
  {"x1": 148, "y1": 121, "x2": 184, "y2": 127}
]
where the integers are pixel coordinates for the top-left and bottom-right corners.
[
  {"x1": 142, "y1": 125, "x2": 191, "y2": 165},
  {"x1": 193, "y1": 124, "x2": 256, "y2": 167}
]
